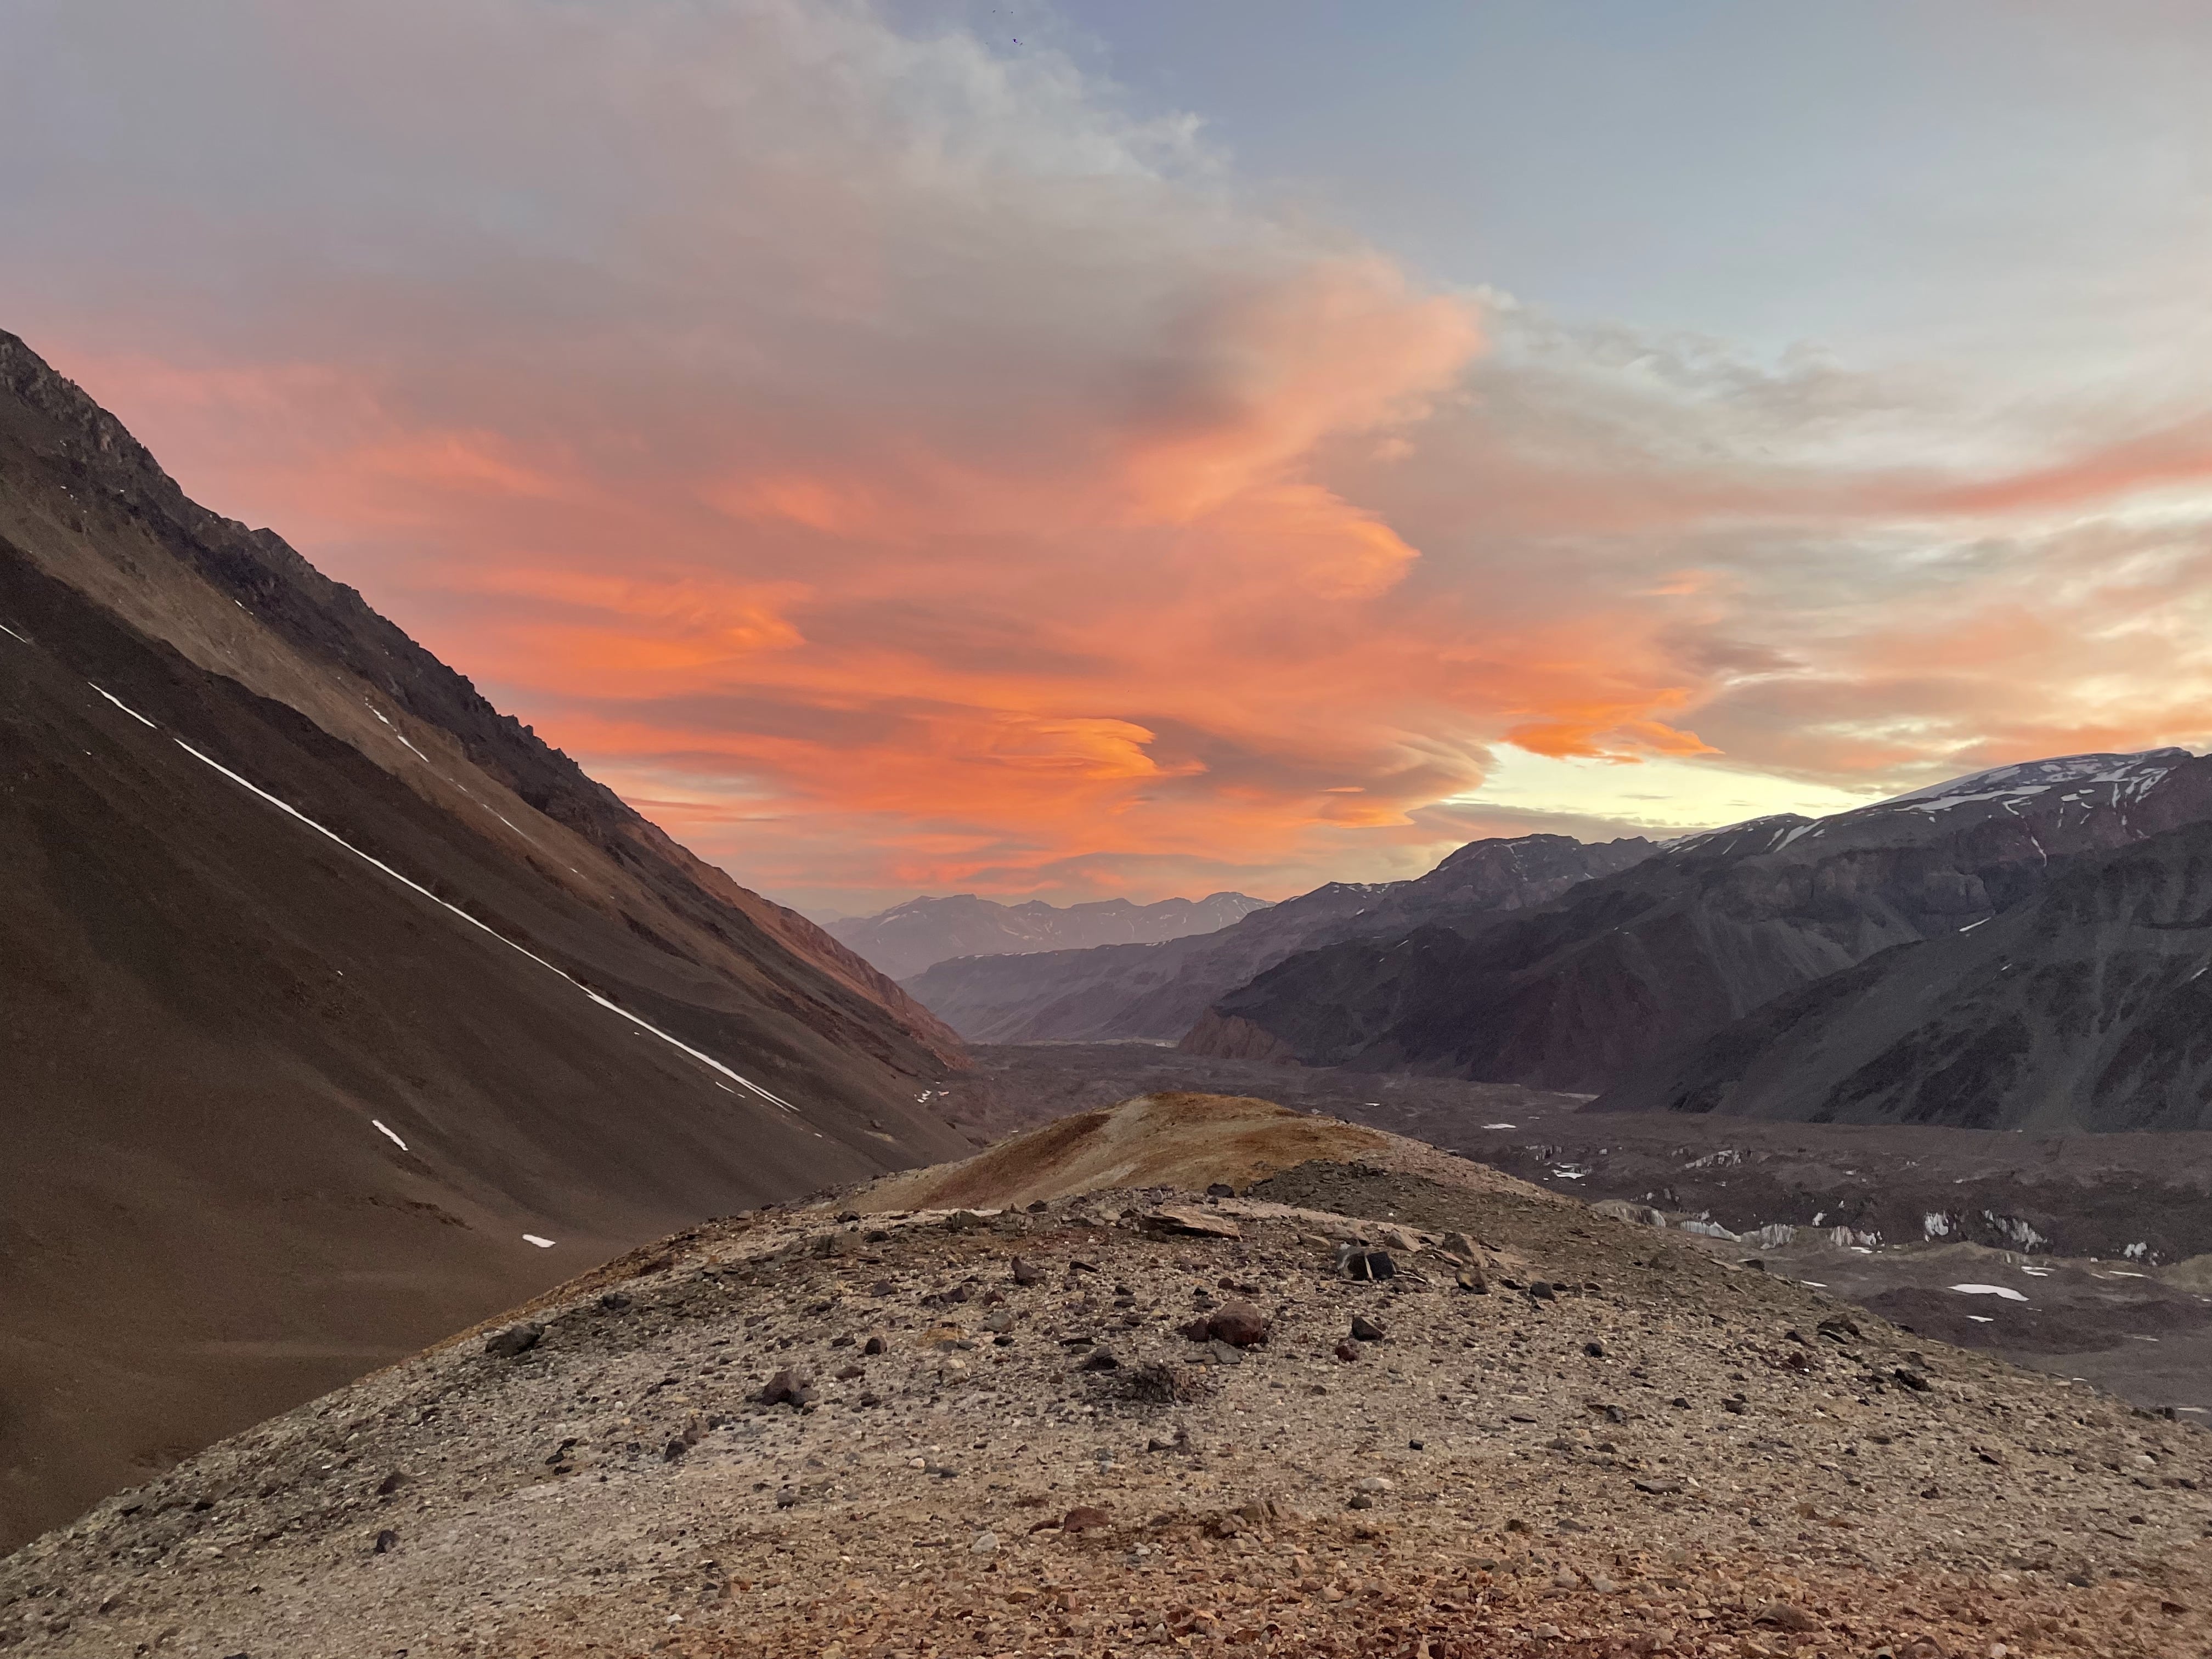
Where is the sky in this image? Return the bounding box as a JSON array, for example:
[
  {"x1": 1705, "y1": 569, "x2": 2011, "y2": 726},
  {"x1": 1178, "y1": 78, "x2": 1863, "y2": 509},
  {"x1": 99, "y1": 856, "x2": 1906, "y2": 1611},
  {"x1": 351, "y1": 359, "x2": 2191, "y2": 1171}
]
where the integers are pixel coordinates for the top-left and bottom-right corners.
[{"x1": 5, "y1": 1, "x2": 2212, "y2": 917}]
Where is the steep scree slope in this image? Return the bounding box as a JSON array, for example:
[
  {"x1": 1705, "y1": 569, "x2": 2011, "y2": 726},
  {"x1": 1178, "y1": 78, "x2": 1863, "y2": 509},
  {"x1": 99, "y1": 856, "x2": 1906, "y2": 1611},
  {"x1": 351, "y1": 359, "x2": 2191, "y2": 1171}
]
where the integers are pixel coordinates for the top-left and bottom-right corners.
[
  {"x1": 0, "y1": 331, "x2": 967, "y2": 1549},
  {"x1": 3, "y1": 1096, "x2": 2205, "y2": 1657},
  {"x1": 1600, "y1": 813, "x2": 2212, "y2": 1130}
]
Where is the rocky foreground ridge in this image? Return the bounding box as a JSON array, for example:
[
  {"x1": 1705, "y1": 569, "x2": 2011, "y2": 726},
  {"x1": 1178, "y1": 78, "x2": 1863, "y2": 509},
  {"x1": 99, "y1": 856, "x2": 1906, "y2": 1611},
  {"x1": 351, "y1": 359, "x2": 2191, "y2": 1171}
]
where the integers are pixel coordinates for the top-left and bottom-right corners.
[{"x1": 4, "y1": 1095, "x2": 2208, "y2": 1658}]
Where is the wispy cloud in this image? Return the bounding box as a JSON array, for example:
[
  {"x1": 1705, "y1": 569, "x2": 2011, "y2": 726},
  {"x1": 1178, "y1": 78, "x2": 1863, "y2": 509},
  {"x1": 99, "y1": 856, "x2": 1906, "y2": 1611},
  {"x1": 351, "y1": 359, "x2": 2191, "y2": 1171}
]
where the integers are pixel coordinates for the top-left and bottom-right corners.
[{"x1": 4, "y1": 0, "x2": 2208, "y2": 909}]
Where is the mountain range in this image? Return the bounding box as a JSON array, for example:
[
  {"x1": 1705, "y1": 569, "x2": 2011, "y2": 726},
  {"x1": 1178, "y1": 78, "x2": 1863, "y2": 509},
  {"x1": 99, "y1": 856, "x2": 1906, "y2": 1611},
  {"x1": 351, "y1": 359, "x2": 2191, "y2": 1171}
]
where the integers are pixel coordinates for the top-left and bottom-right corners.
[
  {"x1": 1189, "y1": 748, "x2": 2212, "y2": 1120},
  {"x1": 0, "y1": 330, "x2": 967, "y2": 1550},
  {"x1": 827, "y1": 890, "x2": 1268, "y2": 980},
  {"x1": 902, "y1": 832, "x2": 1653, "y2": 1042}
]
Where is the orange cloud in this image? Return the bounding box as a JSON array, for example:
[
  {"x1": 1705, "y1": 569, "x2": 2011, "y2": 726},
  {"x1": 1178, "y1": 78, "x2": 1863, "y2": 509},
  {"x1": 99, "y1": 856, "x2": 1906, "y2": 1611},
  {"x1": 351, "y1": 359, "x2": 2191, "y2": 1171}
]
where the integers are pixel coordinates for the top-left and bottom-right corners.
[{"x1": 14, "y1": 1, "x2": 2211, "y2": 911}]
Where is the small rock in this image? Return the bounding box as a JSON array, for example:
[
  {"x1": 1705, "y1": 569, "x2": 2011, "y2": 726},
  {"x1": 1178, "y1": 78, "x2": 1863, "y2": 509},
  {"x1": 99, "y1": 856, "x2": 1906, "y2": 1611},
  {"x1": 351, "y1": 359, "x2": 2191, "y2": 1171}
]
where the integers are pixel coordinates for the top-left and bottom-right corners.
[
  {"x1": 1583, "y1": 1340, "x2": 1606, "y2": 1358},
  {"x1": 1755, "y1": 1602, "x2": 1816, "y2": 1633},
  {"x1": 1206, "y1": 1338, "x2": 1245, "y2": 1367},
  {"x1": 374, "y1": 1471, "x2": 407, "y2": 1497},
  {"x1": 663, "y1": 1439, "x2": 686, "y2": 1463},
  {"x1": 835, "y1": 1363, "x2": 865, "y2": 1381},
  {"x1": 1353, "y1": 1475, "x2": 1392, "y2": 1493},
  {"x1": 1334, "y1": 1340, "x2": 1361, "y2": 1363},
  {"x1": 1062, "y1": 1505, "x2": 1111, "y2": 1532},
  {"x1": 1408, "y1": 1438, "x2": 1424, "y2": 1450},
  {"x1": 1207, "y1": 1299, "x2": 1270, "y2": 1347},
  {"x1": 1350, "y1": 1314, "x2": 1387, "y2": 1342},
  {"x1": 484, "y1": 1322, "x2": 543, "y2": 1359},
  {"x1": 862, "y1": 1335, "x2": 886, "y2": 1355},
  {"x1": 1893, "y1": 1368, "x2": 1930, "y2": 1392},
  {"x1": 597, "y1": 1291, "x2": 631, "y2": 1311},
  {"x1": 1205, "y1": 1182, "x2": 1235, "y2": 1198},
  {"x1": 759, "y1": 1368, "x2": 814, "y2": 1408},
  {"x1": 1347, "y1": 1493, "x2": 1374, "y2": 1510},
  {"x1": 1080, "y1": 1348, "x2": 1121, "y2": 1372},
  {"x1": 1634, "y1": 1478, "x2": 1683, "y2": 1496},
  {"x1": 371, "y1": 1529, "x2": 398, "y2": 1555},
  {"x1": 1527, "y1": 1280, "x2": 1556, "y2": 1301},
  {"x1": 969, "y1": 1531, "x2": 1000, "y2": 1555},
  {"x1": 1011, "y1": 1257, "x2": 1043, "y2": 1286}
]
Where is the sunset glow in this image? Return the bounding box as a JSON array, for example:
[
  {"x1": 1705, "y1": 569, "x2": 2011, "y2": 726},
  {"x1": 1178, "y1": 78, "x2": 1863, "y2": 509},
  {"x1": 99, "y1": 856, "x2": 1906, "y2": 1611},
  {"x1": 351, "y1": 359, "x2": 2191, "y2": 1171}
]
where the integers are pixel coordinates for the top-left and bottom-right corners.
[{"x1": 8, "y1": 1, "x2": 2212, "y2": 912}]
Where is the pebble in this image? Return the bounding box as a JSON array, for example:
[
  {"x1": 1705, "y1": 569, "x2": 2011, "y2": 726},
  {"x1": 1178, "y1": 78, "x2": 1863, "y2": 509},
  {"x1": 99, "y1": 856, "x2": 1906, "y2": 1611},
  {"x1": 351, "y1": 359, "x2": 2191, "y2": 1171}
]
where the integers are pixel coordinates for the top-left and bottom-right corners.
[{"x1": 483, "y1": 1323, "x2": 543, "y2": 1359}]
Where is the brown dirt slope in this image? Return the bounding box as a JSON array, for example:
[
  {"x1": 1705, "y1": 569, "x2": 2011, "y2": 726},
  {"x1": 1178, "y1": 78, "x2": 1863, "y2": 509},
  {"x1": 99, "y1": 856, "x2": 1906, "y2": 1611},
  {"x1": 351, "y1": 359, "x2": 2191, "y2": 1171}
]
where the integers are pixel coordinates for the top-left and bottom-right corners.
[
  {"x1": 0, "y1": 331, "x2": 969, "y2": 1551},
  {"x1": 4, "y1": 1095, "x2": 2205, "y2": 1659}
]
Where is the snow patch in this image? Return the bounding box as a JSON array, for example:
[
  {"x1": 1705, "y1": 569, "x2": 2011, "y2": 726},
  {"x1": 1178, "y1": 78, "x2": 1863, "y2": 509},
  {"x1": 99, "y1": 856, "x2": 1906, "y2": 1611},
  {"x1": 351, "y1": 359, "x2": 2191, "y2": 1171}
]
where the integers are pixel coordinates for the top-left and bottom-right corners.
[
  {"x1": 89, "y1": 685, "x2": 157, "y2": 729},
  {"x1": 523, "y1": 1234, "x2": 556, "y2": 1249},
  {"x1": 1949, "y1": 1283, "x2": 2028, "y2": 1302},
  {"x1": 371, "y1": 1119, "x2": 409, "y2": 1152},
  {"x1": 170, "y1": 738, "x2": 804, "y2": 1113}
]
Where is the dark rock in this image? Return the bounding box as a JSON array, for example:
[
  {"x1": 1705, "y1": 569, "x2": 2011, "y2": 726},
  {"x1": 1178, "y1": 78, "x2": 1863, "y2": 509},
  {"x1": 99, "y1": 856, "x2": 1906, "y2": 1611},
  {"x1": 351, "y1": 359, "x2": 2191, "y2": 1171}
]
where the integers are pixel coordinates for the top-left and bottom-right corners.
[
  {"x1": 663, "y1": 1439, "x2": 686, "y2": 1463},
  {"x1": 1080, "y1": 1348, "x2": 1121, "y2": 1372},
  {"x1": 1206, "y1": 1299, "x2": 1270, "y2": 1347},
  {"x1": 863, "y1": 1335, "x2": 886, "y2": 1356},
  {"x1": 1634, "y1": 1478, "x2": 1683, "y2": 1495},
  {"x1": 1334, "y1": 1340, "x2": 1361, "y2": 1363},
  {"x1": 1350, "y1": 1314, "x2": 1386, "y2": 1342},
  {"x1": 597, "y1": 1292, "x2": 631, "y2": 1312},
  {"x1": 835, "y1": 1363, "x2": 865, "y2": 1381},
  {"x1": 1817, "y1": 1314, "x2": 1862, "y2": 1341},
  {"x1": 1583, "y1": 1340, "x2": 1605, "y2": 1357},
  {"x1": 484, "y1": 1322, "x2": 543, "y2": 1359},
  {"x1": 1347, "y1": 1493, "x2": 1374, "y2": 1510},
  {"x1": 760, "y1": 1368, "x2": 815, "y2": 1408},
  {"x1": 1062, "y1": 1505, "x2": 1111, "y2": 1532},
  {"x1": 1526, "y1": 1280, "x2": 1556, "y2": 1301},
  {"x1": 1206, "y1": 1339, "x2": 1246, "y2": 1367},
  {"x1": 1177, "y1": 1314, "x2": 1212, "y2": 1342},
  {"x1": 1205, "y1": 1182, "x2": 1235, "y2": 1198},
  {"x1": 1893, "y1": 1367, "x2": 1931, "y2": 1392},
  {"x1": 1341, "y1": 1248, "x2": 1397, "y2": 1280},
  {"x1": 371, "y1": 1529, "x2": 398, "y2": 1555},
  {"x1": 374, "y1": 1471, "x2": 407, "y2": 1497}
]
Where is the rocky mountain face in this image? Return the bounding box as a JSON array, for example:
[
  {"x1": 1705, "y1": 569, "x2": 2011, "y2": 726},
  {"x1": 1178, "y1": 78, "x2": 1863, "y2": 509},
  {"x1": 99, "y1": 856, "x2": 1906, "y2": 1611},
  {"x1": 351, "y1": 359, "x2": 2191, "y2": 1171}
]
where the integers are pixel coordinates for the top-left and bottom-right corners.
[
  {"x1": 904, "y1": 833, "x2": 1654, "y2": 1043},
  {"x1": 1186, "y1": 750, "x2": 2212, "y2": 1094},
  {"x1": 6, "y1": 1092, "x2": 2205, "y2": 1658},
  {"x1": 829, "y1": 890, "x2": 1269, "y2": 980},
  {"x1": 0, "y1": 331, "x2": 969, "y2": 1550},
  {"x1": 1601, "y1": 812, "x2": 2212, "y2": 1130}
]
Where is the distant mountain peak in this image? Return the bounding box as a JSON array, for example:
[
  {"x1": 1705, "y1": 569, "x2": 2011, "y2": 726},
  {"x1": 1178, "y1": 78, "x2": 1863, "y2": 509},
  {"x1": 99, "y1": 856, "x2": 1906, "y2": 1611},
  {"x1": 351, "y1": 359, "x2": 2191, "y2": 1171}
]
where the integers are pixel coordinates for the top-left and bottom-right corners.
[{"x1": 827, "y1": 890, "x2": 1271, "y2": 979}]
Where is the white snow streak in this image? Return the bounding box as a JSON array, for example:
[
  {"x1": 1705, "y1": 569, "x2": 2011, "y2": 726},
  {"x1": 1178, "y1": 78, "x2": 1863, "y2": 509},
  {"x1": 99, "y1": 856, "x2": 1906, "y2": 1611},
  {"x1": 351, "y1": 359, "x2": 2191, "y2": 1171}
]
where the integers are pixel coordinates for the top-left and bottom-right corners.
[
  {"x1": 0, "y1": 620, "x2": 29, "y2": 644},
  {"x1": 523, "y1": 1234, "x2": 556, "y2": 1249},
  {"x1": 88, "y1": 685, "x2": 157, "y2": 729},
  {"x1": 171, "y1": 737, "x2": 802, "y2": 1112},
  {"x1": 1949, "y1": 1283, "x2": 2028, "y2": 1302},
  {"x1": 371, "y1": 1118, "x2": 409, "y2": 1152}
]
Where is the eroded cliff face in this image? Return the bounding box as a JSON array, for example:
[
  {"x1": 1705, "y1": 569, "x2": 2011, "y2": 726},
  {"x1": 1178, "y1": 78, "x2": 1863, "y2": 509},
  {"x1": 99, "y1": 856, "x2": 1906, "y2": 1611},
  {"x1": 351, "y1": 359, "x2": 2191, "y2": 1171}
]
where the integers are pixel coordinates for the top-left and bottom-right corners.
[
  {"x1": 1186, "y1": 752, "x2": 2212, "y2": 1096},
  {"x1": 906, "y1": 833, "x2": 1654, "y2": 1043},
  {"x1": 0, "y1": 330, "x2": 967, "y2": 1549}
]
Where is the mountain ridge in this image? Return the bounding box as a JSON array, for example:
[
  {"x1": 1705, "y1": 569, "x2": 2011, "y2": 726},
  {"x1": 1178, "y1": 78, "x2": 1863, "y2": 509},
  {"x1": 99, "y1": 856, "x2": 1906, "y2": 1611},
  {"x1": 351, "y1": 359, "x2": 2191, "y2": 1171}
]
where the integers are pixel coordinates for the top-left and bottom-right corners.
[{"x1": 829, "y1": 890, "x2": 1269, "y2": 980}]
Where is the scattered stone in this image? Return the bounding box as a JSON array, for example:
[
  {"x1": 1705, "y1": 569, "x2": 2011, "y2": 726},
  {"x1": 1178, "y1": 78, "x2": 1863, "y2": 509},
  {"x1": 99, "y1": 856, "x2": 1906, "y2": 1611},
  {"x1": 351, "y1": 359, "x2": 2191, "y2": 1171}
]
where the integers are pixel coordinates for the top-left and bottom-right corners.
[
  {"x1": 969, "y1": 1531, "x2": 999, "y2": 1555},
  {"x1": 371, "y1": 1529, "x2": 398, "y2": 1555},
  {"x1": 835, "y1": 1363, "x2": 865, "y2": 1381},
  {"x1": 596, "y1": 1292, "x2": 630, "y2": 1312},
  {"x1": 1062, "y1": 1505, "x2": 1111, "y2": 1532},
  {"x1": 1205, "y1": 1339, "x2": 1246, "y2": 1367},
  {"x1": 862, "y1": 1335, "x2": 886, "y2": 1356},
  {"x1": 1011, "y1": 1257, "x2": 1043, "y2": 1286},
  {"x1": 1527, "y1": 1280, "x2": 1556, "y2": 1302},
  {"x1": 374, "y1": 1471, "x2": 407, "y2": 1497},
  {"x1": 1206, "y1": 1299, "x2": 1270, "y2": 1347},
  {"x1": 1080, "y1": 1348, "x2": 1121, "y2": 1372},
  {"x1": 1334, "y1": 1340, "x2": 1361, "y2": 1363},
  {"x1": 1755, "y1": 1602, "x2": 1817, "y2": 1632},
  {"x1": 759, "y1": 1368, "x2": 814, "y2": 1408},
  {"x1": 1894, "y1": 1367, "x2": 1932, "y2": 1392},
  {"x1": 1347, "y1": 1493, "x2": 1374, "y2": 1510},
  {"x1": 1142, "y1": 1204, "x2": 1243, "y2": 1239},
  {"x1": 1353, "y1": 1476, "x2": 1392, "y2": 1493},
  {"x1": 483, "y1": 1323, "x2": 543, "y2": 1359},
  {"x1": 1350, "y1": 1314, "x2": 1386, "y2": 1342},
  {"x1": 1583, "y1": 1340, "x2": 1606, "y2": 1357}
]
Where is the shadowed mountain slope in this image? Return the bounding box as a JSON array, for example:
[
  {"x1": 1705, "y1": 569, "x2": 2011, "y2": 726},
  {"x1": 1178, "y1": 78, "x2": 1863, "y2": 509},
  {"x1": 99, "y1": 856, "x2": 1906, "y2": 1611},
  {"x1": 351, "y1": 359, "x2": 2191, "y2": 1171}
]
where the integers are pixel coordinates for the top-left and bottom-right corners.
[
  {"x1": 1186, "y1": 751, "x2": 2212, "y2": 1093},
  {"x1": 0, "y1": 331, "x2": 968, "y2": 1549},
  {"x1": 905, "y1": 833, "x2": 1652, "y2": 1042},
  {"x1": 1599, "y1": 814, "x2": 2212, "y2": 1130},
  {"x1": 829, "y1": 890, "x2": 1268, "y2": 980}
]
